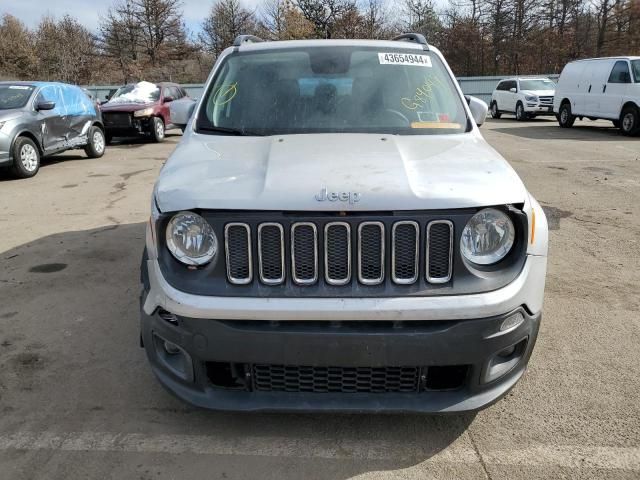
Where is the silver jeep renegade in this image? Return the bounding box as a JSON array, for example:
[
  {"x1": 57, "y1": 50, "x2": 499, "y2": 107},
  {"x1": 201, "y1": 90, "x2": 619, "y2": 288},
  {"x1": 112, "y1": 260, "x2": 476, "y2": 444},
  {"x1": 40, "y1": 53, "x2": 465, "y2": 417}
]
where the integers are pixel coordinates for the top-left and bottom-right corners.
[{"x1": 140, "y1": 34, "x2": 548, "y2": 413}]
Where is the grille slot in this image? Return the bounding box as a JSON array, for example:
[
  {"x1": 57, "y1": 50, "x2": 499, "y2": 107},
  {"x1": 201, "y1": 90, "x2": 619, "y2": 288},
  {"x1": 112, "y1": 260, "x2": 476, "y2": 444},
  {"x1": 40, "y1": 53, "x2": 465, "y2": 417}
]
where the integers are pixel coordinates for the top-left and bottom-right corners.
[
  {"x1": 252, "y1": 364, "x2": 420, "y2": 393},
  {"x1": 426, "y1": 220, "x2": 453, "y2": 283},
  {"x1": 258, "y1": 223, "x2": 285, "y2": 284},
  {"x1": 392, "y1": 221, "x2": 419, "y2": 284},
  {"x1": 224, "y1": 223, "x2": 252, "y2": 284},
  {"x1": 291, "y1": 222, "x2": 318, "y2": 285},
  {"x1": 324, "y1": 222, "x2": 351, "y2": 285},
  {"x1": 358, "y1": 222, "x2": 385, "y2": 285}
]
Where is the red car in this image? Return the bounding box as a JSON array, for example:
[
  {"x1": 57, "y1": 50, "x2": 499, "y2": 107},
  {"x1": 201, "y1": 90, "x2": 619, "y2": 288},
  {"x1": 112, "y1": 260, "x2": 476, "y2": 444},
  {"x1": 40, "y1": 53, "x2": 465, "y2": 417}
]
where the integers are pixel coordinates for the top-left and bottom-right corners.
[{"x1": 100, "y1": 81, "x2": 189, "y2": 143}]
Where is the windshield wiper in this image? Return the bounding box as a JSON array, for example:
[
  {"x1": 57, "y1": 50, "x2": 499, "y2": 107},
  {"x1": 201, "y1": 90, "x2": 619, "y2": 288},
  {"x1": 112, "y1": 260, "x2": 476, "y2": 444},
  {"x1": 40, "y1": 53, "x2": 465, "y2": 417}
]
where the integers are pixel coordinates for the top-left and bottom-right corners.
[{"x1": 198, "y1": 125, "x2": 265, "y2": 136}]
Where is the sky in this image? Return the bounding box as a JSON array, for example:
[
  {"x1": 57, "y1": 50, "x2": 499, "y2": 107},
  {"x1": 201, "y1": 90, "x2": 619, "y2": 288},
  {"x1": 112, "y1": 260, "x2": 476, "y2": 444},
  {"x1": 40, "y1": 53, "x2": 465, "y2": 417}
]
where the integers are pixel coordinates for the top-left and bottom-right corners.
[{"x1": 2, "y1": 0, "x2": 263, "y2": 35}]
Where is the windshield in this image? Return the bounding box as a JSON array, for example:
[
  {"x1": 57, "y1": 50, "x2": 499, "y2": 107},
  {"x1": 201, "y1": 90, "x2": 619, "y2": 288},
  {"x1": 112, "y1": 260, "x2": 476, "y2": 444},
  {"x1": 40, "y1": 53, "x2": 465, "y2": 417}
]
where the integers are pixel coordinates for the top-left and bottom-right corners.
[
  {"x1": 632, "y1": 60, "x2": 640, "y2": 83},
  {"x1": 109, "y1": 81, "x2": 160, "y2": 103},
  {"x1": 0, "y1": 85, "x2": 35, "y2": 110},
  {"x1": 197, "y1": 47, "x2": 468, "y2": 136},
  {"x1": 519, "y1": 79, "x2": 555, "y2": 91}
]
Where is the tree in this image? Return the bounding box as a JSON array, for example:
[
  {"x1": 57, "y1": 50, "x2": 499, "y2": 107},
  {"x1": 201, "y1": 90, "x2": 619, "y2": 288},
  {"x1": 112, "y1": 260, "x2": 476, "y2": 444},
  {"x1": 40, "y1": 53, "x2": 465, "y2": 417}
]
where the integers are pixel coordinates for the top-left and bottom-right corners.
[
  {"x1": 295, "y1": 0, "x2": 355, "y2": 38},
  {"x1": 200, "y1": 0, "x2": 258, "y2": 56},
  {"x1": 0, "y1": 14, "x2": 36, "y2": 80}
]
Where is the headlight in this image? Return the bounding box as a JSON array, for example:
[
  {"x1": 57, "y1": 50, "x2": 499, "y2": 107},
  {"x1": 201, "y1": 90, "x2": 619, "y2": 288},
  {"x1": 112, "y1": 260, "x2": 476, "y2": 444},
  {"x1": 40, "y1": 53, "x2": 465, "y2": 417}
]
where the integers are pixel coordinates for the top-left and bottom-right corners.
[
  {"x1": 166, "y1": 212, "x2": 218, "y2": 265},
  {"x1": 524, "y1": 95, "x2": 537, "y2": 102},
  {"x1": 134, "y1": 107, "x2": 154, "y2": 117},
  {"x1": 460, "y1": 208, "x2": 515, "y2": 265}
]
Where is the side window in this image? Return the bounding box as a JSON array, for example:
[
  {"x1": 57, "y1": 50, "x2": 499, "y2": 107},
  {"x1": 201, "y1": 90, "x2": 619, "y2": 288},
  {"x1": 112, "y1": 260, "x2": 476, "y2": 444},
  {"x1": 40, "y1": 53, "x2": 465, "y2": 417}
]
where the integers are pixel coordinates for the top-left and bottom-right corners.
[
  {"x1": 163, "y1": 87, "x2": 172, "y2": 100},
  {"x1": 506, "y1": 80, "x2": 516, "y2": 92},
  {"x1": 496, "y1": 82, "x2": 505, "y2": 91},
  {"x1": 608, "y1": 61, "x2": 631, "y2": 84},
  {"x1": 36, "y1": 86, "x2": 62, "y2": 114},
  {"x1": 170, "y1": 86, "x2": 182, "y2": 99}
]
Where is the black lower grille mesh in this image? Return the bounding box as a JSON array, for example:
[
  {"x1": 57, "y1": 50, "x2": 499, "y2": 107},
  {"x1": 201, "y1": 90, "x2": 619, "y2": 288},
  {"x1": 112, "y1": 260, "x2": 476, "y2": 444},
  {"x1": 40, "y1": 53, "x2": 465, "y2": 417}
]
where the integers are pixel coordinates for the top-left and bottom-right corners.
[
  {"x1": 428, "y1": 222, "x2": 452, "y2": 281},
  {"x1": 252, "y1": 364, "x2": 420, "y2": 393}
]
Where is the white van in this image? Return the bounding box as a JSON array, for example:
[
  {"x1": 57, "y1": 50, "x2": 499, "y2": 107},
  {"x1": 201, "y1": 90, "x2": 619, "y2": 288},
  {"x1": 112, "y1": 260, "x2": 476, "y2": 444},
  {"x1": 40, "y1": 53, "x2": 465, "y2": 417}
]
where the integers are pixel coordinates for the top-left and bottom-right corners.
[{"x1": 554, "y1": 57, "x2": 640, "y2": 135}]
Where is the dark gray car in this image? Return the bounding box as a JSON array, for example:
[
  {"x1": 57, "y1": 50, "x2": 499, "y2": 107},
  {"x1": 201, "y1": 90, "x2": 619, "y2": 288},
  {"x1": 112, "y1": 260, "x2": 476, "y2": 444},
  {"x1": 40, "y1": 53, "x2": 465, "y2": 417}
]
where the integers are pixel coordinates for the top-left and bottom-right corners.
[{"x1": 0, "y1": 81, "x2": 106, "y2": 178}]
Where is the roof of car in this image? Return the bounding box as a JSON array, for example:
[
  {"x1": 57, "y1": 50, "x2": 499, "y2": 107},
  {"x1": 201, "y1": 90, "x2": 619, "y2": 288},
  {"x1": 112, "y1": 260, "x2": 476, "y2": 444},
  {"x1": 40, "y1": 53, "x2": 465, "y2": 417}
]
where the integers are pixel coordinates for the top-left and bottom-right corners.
[
  {"x1": 570, "y1": 56, "x2": 640, "y2": 62},
  {"x1": 235, "y1": 38, "x2": 431, "y2": 53}
]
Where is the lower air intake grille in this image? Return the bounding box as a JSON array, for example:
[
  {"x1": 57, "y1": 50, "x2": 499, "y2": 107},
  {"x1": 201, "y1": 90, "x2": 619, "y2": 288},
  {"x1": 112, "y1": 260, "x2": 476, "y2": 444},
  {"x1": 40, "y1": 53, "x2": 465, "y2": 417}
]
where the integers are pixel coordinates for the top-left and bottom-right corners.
[{"x1": 252, "y1": 364, "x2": 420, "y2": 393}]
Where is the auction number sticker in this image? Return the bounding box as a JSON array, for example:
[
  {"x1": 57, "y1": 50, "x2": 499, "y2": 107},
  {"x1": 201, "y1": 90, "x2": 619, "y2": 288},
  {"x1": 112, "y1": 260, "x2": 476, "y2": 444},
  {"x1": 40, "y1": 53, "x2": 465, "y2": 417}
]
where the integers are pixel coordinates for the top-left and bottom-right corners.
[{"x1": 378, "y1": 53, "x2": 432, "y2": 67}]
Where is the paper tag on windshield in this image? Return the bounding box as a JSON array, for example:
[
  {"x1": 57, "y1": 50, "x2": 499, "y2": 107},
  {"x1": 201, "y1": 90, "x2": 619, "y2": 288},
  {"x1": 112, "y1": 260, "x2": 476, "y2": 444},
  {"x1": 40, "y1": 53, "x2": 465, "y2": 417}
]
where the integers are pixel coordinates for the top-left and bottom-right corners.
[{"x1": 378, "y1": 53, "x2": 432, "y2": 67}]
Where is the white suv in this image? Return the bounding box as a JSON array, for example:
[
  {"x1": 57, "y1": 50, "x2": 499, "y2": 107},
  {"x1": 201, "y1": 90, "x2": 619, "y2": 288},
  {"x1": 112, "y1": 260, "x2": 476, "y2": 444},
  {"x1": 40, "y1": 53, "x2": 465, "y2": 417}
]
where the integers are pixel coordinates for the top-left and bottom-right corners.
[
  {"x1": 141, "y1": 34, "x2": 548, "y2": 413},
  {"x1": 491, "y1": 77, "x2": 556, "y2": 121}
]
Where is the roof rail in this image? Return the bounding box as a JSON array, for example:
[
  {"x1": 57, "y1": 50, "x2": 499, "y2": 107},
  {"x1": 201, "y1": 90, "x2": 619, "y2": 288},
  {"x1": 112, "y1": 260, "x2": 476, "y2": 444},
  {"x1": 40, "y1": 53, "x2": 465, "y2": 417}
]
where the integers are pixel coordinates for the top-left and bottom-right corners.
[
  {"x1": 233, "y1": 35, "x2": 264, "y2": 47},
  {"x1": 392, "y1": 33, "x2": 429, "y2": 49}
]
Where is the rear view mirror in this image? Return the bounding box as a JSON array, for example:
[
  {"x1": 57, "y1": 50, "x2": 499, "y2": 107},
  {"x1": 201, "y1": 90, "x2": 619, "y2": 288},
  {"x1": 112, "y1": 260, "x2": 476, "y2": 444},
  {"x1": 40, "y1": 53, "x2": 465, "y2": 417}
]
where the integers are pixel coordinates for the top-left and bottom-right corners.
[
  {"x1": 36, "y1": 101, "x2": 55, "y2": 111},
  {"x1": 509, "y1": 87, "x2": 517, "y2": 93},
  {"x1": 465, "y1": 95, "x2": 488, "y2": 127}
]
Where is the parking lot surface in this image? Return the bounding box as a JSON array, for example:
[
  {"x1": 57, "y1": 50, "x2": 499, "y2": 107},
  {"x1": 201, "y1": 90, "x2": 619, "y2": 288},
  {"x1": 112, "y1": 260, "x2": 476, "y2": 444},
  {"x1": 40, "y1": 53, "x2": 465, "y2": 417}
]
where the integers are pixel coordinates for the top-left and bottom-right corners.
[{"x1": 0, "y1": 120, "x2": 639, "y2": 479}]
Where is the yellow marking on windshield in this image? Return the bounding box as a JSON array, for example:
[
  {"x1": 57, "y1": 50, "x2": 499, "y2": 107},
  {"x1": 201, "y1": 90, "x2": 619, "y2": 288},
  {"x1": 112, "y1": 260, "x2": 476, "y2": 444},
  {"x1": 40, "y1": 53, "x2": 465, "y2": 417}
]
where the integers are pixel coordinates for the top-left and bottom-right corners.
[
  {"x1": 212, "y1": 82, "x2": 238, "y2": 106},
  {"x1": 410, "y1": 122, "x2": 462, "y2": 129},
  {"x1": 401, "y1": 75, "x2": 445, "y2": 111}
]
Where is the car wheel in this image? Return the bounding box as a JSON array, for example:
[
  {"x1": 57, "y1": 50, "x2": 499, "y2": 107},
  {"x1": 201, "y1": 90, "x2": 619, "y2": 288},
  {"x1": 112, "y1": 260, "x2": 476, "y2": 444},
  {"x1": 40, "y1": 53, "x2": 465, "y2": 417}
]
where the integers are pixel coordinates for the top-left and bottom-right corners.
[
  {"x1": 515, "y1": 102, "x2": 526, "y2": 121},
  {"x1": 84, "y1": 126, "x2": 106, "y2": 158},
  {"x1": 620, "y1": 105, "x2": 640, "y2": 136},
  {"x1": 491, "y1": 102, "x2": 501, "y2": 119},
  {"x1": 11, "y1": 136, "x2": 40, "y2": 179},
  {"x1": 151, "y1": 117, "x2": 165, "y2": 143},
  {"x1": 558, "y1": 103, "x2": 575, "y2": 128}
]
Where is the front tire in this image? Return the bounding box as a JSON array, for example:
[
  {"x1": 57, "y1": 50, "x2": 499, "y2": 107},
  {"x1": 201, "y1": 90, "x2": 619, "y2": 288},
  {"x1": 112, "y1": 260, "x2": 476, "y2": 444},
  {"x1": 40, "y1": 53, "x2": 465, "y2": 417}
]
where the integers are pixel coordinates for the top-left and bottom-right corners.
[
  {"x1": 620, "y1": 105, "x2": 640, "y2": 136},
  {"x1": 84, "y1": 126, "x2": 106, "y2": 158},
  {"x1": 515, "y1": 102, "x2": 527, "y2": 121},
  {"x1": 11, "y1": 137, "x2": 40, "y2": 179},
  {"x1": 491, "y1": 102, "x2": 502, "y2": 119},
  {"x1": 558, "y1": 102, "x2": 575, "y2": 128},
  {"x1": 150, "y1": 117, "x2": 165, "y2": 143}
]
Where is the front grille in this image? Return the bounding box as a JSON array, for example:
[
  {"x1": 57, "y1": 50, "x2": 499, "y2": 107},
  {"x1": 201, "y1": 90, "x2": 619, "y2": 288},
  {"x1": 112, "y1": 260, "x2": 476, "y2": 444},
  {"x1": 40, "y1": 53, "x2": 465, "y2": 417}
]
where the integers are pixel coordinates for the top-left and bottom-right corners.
[
  {"x1": 427, "y1": 221, "x2": 453, "y2": 283},
  {"x1": 539, "y1": 95, "x2": 554, "y2": 104},
  {"x1": 392, "y1": 221, "x2": 419, "y2": 284},
  {"x1": 358, "y1": 222, "x2": 385, "y2": 285},
  {"x1": 225, "y1": 223, "x2": 252, "y2": 284},
  {"x1": 252, "y1": 364, "x2": 420, "y2": 393},
  {"x1": 258, "y1": 223, "x2": 284, "y2": 284},
  {"x1": 324, "y1": 222, "x2": 351, "y2": 285},
  {"x1": 224, "y1": 218, "x2": 454, "y2": 287},
  {"x1": 102, "y1": 112, "x2": 132, "y2": 127},
  {"x1": 291, "y1": 222, "x2": 318, "y2": 285}
]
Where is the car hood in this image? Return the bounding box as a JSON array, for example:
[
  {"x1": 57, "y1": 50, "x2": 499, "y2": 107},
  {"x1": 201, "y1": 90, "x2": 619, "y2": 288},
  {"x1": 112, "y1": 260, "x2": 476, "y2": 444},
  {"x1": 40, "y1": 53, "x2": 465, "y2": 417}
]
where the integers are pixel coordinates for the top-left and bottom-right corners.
[
  {"x1": 100, "y1": 102, "x2": 155, "y2": 112},
  {"x1": 155, "y1": 133, "x2": 528, "y2": 212},
  {"x1": 521, "y1": 89, "x2": 555, "y2": 96}
]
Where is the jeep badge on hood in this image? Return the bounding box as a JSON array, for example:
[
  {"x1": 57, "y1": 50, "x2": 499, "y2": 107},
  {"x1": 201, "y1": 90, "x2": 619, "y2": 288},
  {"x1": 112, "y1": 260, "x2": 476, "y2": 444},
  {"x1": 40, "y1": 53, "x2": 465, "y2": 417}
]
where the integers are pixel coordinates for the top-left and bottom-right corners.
[{"x1": 315, "y1": 187, "x2": 361, "y2": 204}]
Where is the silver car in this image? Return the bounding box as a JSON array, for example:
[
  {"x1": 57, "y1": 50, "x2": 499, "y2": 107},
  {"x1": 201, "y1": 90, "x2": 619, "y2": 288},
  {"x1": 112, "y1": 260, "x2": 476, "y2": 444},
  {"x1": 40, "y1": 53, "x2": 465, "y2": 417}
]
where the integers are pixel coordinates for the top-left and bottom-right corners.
[
  {"x1": 0, "y1": 81, "x2": 106, "y2": 178},
  {"x1": 140, "y1": 34, "x2": 549, "y2": 413}
]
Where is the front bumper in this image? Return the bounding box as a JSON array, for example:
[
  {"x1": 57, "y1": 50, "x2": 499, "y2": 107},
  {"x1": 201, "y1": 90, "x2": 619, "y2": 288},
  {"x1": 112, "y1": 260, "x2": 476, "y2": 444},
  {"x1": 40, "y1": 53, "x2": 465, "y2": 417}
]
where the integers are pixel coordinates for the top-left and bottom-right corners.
[
  {"x1": 140, "y1": 302, "x2": 540, "y2": 413},
  {"x1": 140, "y1": 252, "x2": 546, "y2": 412},
  {"x1": 524, "y1": 104, "x2": 555, "y2": 114}
]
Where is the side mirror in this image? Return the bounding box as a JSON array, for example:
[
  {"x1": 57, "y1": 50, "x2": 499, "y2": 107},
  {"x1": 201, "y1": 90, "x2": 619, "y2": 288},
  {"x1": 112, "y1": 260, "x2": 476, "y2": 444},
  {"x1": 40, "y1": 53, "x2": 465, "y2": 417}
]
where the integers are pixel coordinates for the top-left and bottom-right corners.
[
  {"x1": 36, "y1": 101, "x2": 56, "y2": 111},
  {"x1": 164, "y1": 96, "x2": 174, "y2": 103},
  {"x1": 509, "y1": 87, "x2": 517, "y2": 93},
  {"x1": 169, "y1": 98, "x2": 197, "y2": 129},
  {"x1": 465, "y1": 95, "x2": 488, "y2": 127},
  {"x1": 105, "y1": 95, "x2": 111, "y2": 101}
]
